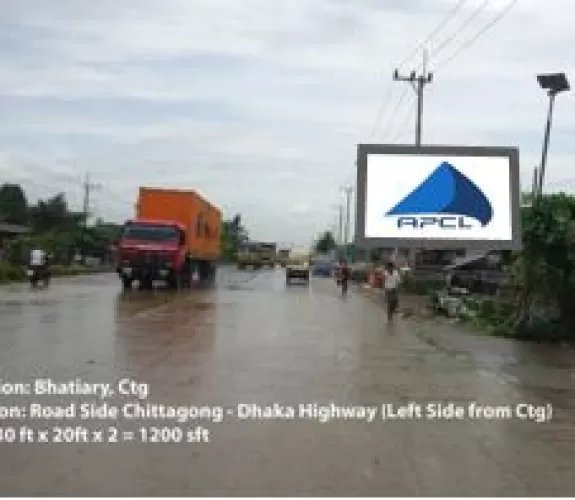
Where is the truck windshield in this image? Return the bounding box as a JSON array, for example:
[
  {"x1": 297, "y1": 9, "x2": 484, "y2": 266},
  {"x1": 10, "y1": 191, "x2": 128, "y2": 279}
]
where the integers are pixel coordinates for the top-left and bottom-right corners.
[
  {"x1": 123, "y1": 224, "x2": 179, "y2": 242},
  {"x1": 241, "y1": 244, "x2": 260, "y2": 252}
]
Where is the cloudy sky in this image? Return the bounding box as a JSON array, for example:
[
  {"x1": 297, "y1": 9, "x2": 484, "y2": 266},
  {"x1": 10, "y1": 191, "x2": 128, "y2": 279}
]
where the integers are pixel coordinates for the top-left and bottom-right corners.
[{"x1": 0, "y1": 0, "x2": 573, "y2": 246}]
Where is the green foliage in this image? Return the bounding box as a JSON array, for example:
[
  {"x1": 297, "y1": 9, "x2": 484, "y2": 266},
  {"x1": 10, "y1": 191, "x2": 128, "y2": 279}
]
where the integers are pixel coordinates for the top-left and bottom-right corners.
[
  {"x1": 28, "y1": 193, "x2": 84, "y2": 233},
  {"x1": 0, "y1": 261, "x2": 25, "y2": 282},
  {"x1": 0, "y1": 184, "x2": 28, "y2": 225},
  {"x1": 512, "y1": 193, "x2": 575, "y2": 337},
  {"x1": 314, "y1": 231, "x2": 336, "y2": 254},
  {"x1": 220, "y1": 214, "x2": 249, "y2": 261},
  {"x1": 402, "y1": 275, "x2": 444, "y2": 295},
  {"x1": 0, "y1": 184, "x2": 121, "y2": 267}
]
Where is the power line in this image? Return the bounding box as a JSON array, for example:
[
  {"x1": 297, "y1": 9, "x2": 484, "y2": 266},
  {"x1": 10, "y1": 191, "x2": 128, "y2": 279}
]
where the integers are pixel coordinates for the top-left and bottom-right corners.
[
  {"x1": 396, "y1": 0, "x2": 468, "y2": 70},
  {"x1": 389, "y1": 93, "x2": 416, "y2": 143},
  {"x1": 367, "y1": 0, "x2": 467, "y2": 143},
  {"x1": 368, "y1": 86, "x2": 395, "y2": 140},
  {"x1": 379, "y1": 85, "x2": 410, "y2": 140},
  {"x1": 430, "y1": 0, "x2": 490, "y2": 61},
  {"x1": 393, "y1": 50, "x2": 433, "y2": 146},
  {"x1": 433, "y1": 0, "x2": 519, "y2": 72}
]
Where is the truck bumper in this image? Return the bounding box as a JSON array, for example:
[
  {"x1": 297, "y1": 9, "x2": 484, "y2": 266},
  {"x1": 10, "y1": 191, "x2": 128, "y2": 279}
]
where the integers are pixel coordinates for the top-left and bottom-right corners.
[
  {"x1": 117, "y1": 265, "x2": 173, "y2": 281},
  {"x1": 287, "y1": 269, "x2": 309, "y2": 279}
]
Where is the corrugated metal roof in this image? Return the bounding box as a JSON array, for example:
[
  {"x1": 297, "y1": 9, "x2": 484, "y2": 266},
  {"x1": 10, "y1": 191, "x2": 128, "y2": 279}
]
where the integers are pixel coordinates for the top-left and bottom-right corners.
[
  {"x1": 444, "y1": 252, "x2": 489, "y2": 270},
  {"x1": 0, "y1": 223, "x2": 29, "y2": 234}
]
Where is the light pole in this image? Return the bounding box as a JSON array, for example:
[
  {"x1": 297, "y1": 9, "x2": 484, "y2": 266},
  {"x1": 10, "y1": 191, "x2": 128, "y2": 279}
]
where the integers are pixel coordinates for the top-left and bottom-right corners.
[{"x1": 536, "y1": 73, "x2": 570, "y2": 196}]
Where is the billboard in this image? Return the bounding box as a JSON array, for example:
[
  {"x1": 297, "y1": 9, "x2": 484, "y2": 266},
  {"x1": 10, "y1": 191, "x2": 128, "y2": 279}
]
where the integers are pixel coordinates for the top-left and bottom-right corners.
[{"x1": 355, "y1": 145, "x2": 522, "y2": 250}]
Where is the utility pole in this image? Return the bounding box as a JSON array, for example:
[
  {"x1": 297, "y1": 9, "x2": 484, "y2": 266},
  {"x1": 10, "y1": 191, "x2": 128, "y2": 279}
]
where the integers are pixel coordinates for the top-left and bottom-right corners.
[
  {"x1": 343, "y1": 186, "x2": 352, "y2": 245},
  {"x1": 393, "y1": 49, "x2": 433, "y2": 146},
  {"x1": 393, "y1": 50, "x2": 433, "y2": 269},
  {"x1": 338, "y1": 203, "x2": 344, "y2": 245},
  {"x1": 79, "y1": 173, "x2": 101, "y2": 262}
]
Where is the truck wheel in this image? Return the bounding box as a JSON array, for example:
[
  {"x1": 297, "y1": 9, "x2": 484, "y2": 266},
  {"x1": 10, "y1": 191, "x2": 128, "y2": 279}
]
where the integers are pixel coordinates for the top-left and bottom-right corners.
[
  {"x1": 121, "y1": 277, "x2": 132, "y2": 290},
  {"x1": 167, "y1": 275, "x2": 179, "y2": 291}
]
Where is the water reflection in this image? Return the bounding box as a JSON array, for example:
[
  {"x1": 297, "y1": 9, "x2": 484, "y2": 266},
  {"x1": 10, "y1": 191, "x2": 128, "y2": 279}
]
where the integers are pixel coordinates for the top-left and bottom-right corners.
[{"x1": 113, "y1": 288, "x2": 219, "y2": 401}]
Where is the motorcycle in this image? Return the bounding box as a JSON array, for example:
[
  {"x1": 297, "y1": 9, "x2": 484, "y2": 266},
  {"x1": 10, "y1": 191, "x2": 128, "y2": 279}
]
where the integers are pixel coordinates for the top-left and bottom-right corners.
[{"x1": 28, "y1": 265, "x2": 51, "y2": 288}]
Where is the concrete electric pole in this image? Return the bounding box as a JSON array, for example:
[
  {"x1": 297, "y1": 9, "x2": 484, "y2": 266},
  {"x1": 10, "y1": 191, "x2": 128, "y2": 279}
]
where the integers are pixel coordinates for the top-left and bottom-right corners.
[
  {"x1": 343, "y1": 186, "x2": 352, "y2": 245},
  {"x1": 393, "y1": 50, "x2": 433, "y2": 146},
  {"x1": 79, "y1": 173, "x2": 101, "y2": 262},
  {"x1": 393, "y1": 50, "x2": 433, "y2": 269},
  {"x1": 338, "y1": 203, "x2": 344, "y2": 245}
]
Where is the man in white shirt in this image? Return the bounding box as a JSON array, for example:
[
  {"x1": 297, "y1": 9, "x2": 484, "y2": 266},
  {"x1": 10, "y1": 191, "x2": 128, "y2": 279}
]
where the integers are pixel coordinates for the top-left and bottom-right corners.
[
  {"x1": 383, "y1": 261, "x2": 401, "y2": 322},
  {"x1": 29, "y1": 248, "x2": 52, "y2": 282},
  {"x1": 30, "y1": 248, "x2": 46, "y2": 267}
]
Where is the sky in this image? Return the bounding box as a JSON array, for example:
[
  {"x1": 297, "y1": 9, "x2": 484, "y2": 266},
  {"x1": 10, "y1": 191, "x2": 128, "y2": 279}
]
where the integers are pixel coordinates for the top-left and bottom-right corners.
[{"x1": 0, "y1": 0, "x2": 573, "y2": 247}]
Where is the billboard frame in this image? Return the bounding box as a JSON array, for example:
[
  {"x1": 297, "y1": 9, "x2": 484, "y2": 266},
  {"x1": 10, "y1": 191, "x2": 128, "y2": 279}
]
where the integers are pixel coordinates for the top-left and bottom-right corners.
[{"x1": 355, "y1": 144, "x2": 522, "y2": 251}]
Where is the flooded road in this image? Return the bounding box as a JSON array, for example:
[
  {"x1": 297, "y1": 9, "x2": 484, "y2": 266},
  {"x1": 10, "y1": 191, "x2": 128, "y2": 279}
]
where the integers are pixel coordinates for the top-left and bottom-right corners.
[{"x1": 1, "y1": 267, "x2": 574, "y2": 495}]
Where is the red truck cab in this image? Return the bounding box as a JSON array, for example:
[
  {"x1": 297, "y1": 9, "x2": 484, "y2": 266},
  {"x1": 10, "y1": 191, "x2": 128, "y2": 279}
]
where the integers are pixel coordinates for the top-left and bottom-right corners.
[
  {"x1": 118, "y1": 187, "x2": 222, "y2": 291},
  {"x1": 116, "y1": 219, "x2": 187, "y2": 290}
]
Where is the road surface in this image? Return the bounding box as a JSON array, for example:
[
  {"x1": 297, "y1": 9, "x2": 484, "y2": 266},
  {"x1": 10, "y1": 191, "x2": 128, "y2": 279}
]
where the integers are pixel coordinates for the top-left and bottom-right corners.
[{"x1": 0, "y1": 268, "x2": 574, "y2": 495}]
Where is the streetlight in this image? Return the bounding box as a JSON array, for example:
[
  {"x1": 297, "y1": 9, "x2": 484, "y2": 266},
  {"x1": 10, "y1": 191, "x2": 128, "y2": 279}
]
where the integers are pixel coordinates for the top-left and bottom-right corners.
[{"x1": 536, "y1": 72, "x2": 570, "y2": 195}]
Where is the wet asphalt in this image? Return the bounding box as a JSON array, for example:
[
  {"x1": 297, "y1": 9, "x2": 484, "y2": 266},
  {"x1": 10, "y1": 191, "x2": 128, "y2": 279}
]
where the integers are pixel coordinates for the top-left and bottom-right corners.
[{"x1": 0, "y1": 266, "x2": 574, "y2": 495}]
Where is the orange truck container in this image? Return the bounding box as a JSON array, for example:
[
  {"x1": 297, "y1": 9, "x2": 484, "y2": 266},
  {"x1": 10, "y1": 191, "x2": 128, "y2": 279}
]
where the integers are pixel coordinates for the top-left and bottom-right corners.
[{"x1": 116, "y1": 187, "x2": 222, "y2": 290}]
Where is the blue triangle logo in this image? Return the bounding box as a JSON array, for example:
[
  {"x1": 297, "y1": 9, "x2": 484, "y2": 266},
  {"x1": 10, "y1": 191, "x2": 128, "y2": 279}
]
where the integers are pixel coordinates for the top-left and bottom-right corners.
[{"x1": 385, "y1": 161, "x2": 493, "y2": 226}]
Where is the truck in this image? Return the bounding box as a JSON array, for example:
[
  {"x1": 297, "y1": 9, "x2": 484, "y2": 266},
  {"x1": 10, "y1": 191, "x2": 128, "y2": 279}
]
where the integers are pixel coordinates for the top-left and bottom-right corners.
[
  {"x1": 237, "y1": 242, "x2": 260, "y2": 270},
  {"x1": 277, "y1": 248, "x2": 290, "y2": 268},
  {"x1": 116, "y1": 187, "x2": 222, "y2": 290},
  {"x1": 285, "y1": 249, "x2": 310, "y2": 285},
  {"x1": 237, "y1": 241, "x2": 277, "y2": 269},
  {"x1": 258, "y1": 242, "x2": 277, "y2": 268}
]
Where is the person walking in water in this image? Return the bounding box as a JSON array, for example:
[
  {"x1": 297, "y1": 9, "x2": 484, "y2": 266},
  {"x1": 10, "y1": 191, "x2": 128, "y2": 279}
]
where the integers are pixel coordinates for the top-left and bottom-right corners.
[
  {"x1": 383, "y1": 261, "x2": 401, "y2": 322},
  {"x1": 340, "y1": 259, "x2": 350, "y2": 297}
]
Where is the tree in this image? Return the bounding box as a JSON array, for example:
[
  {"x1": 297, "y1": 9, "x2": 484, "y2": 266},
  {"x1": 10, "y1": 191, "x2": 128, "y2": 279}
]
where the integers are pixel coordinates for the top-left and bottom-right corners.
[
  {"x1": 221, "y1": 214, "x2": 249, "y2": 261},
  {"x1": 511, "y1": 193, "x2": 575, "y2": 337},
  {"x1": 29, "y1": 193, "x2": 84, "y2": 233},
  {"x1": 314, "y1": 231, "x2": 336, "y2": 254},
  {"x1": 0, "y1": 183, "x2": 28, "y2": 225}
]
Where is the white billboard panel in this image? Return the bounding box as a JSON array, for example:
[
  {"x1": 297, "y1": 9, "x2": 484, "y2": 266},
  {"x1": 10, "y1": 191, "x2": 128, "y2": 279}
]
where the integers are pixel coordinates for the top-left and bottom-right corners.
[{"x1": 355, "y1": 145, "x2": 521, "y2": 250}]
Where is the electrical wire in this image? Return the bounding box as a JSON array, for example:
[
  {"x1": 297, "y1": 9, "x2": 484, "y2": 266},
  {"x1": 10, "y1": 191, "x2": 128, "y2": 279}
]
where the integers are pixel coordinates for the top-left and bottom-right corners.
[
  {"x1": 368, "y1": 1, "x2": 468, "y2": 142},
  {"x1": 368, "y1": 86, "x2": 395, "y2": 141},
  {"x1": 396, "y1": 0, "x2": 468, "y2": 70},
  {"x1": 390, "y1": 98, "x2": 416, "y2": 144},
  {"x1": 430, "y1": 0, "x2": 490, "y2": 61},
  {"x1": 433, "y1": 0, "x2": 519, "y2": 72},
  {"x1": 380, "y1": 85, "x2": 411, "y2": 141}
]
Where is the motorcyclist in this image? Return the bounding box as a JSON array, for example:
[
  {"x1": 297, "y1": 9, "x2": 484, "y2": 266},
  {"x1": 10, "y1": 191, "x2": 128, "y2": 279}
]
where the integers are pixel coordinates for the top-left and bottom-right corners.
[{"x1": 28, "y1": 248, "x2": 50, "y2": 284}]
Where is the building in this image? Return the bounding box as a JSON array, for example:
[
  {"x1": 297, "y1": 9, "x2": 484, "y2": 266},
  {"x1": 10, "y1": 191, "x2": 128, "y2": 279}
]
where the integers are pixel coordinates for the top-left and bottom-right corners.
[
  {"x1": 0, "y1": 223, "x2": 29, "y2": 259},
  {"x1": 0, "y1": 223, "x2": 29, "y2": 244}
]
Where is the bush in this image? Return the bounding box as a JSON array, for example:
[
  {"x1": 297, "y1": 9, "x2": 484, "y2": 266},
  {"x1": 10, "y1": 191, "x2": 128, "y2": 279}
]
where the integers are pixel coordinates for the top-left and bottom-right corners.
[
  {"x1": 402, "y1": 276, "x2": 444, "y2": 295},
  {"x1": 0, "y1": 262, "x2": 25, "y2": 282}
]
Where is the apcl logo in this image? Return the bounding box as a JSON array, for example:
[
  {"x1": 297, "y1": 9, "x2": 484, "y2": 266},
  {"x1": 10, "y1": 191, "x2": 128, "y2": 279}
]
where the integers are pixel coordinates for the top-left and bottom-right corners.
[{"x1": 385, "y1": 161, "x2": 493, "y2": 229}]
